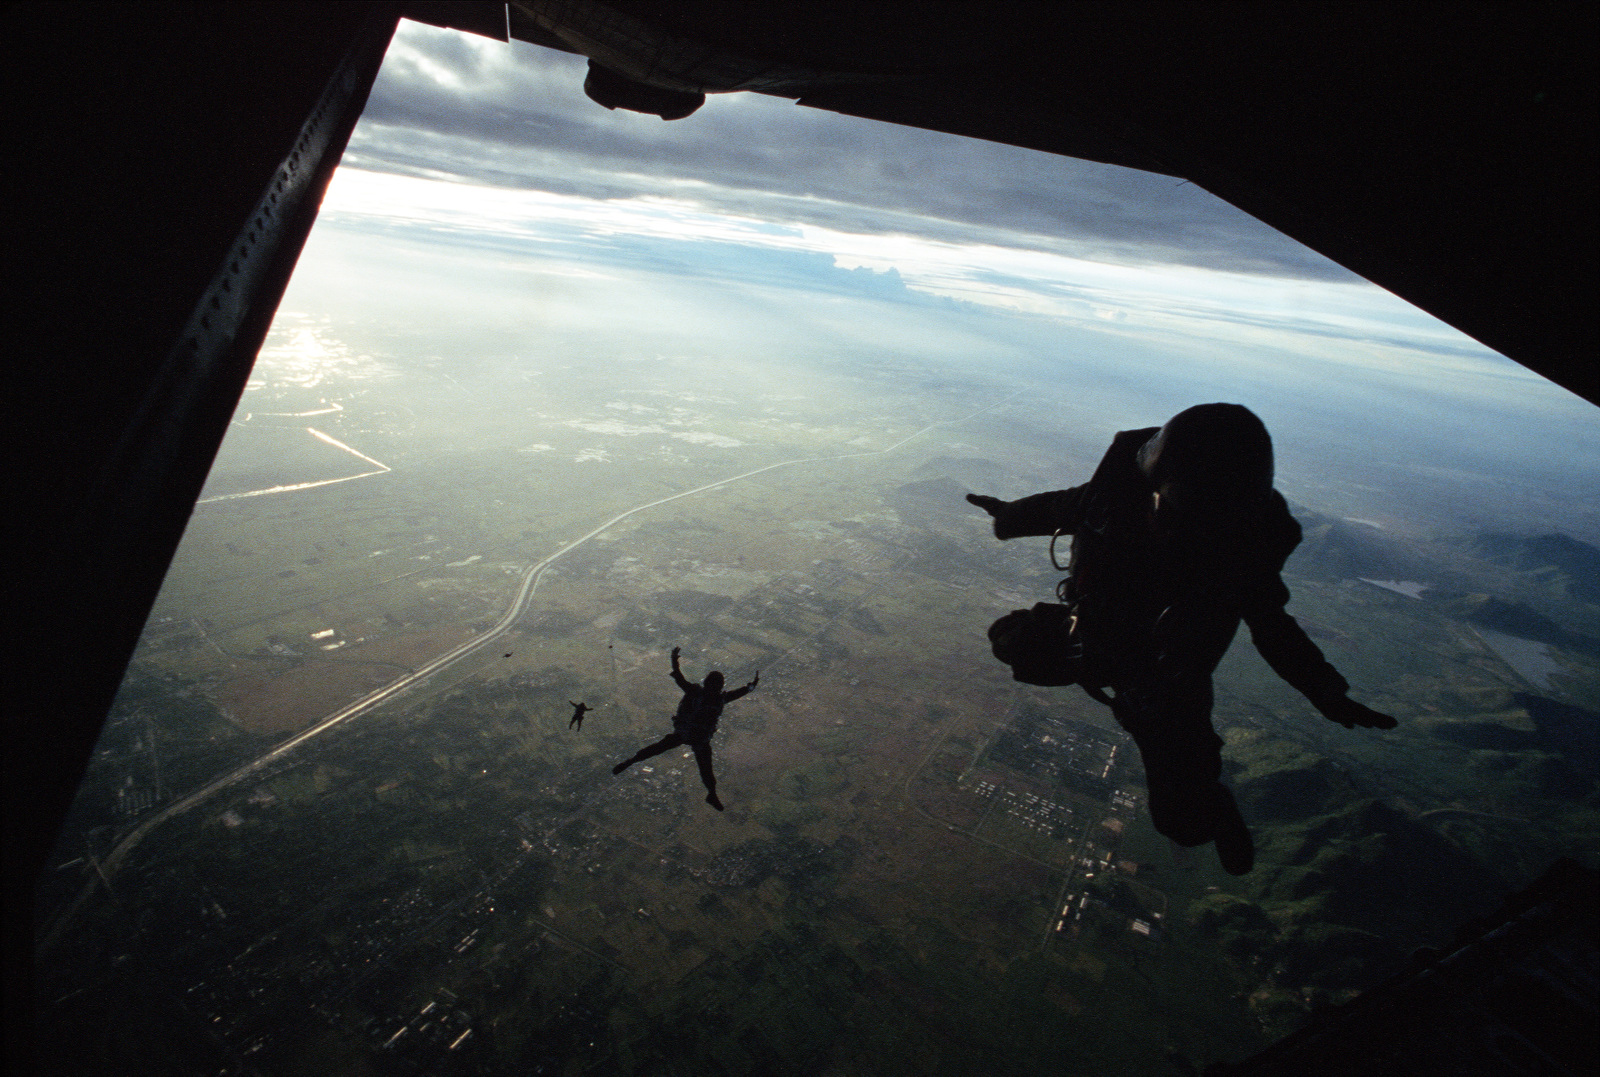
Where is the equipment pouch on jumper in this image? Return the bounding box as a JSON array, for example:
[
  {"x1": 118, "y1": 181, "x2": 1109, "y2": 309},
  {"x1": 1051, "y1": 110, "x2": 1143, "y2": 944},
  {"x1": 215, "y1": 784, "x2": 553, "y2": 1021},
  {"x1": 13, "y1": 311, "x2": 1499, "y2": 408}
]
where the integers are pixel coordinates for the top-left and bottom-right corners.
[
  {"x1": 986, "y1": 529, "x2": 1113, "y2": 691},
  {"x1": 987, "y1": 602, "x2": 1088, "y2": 687}
]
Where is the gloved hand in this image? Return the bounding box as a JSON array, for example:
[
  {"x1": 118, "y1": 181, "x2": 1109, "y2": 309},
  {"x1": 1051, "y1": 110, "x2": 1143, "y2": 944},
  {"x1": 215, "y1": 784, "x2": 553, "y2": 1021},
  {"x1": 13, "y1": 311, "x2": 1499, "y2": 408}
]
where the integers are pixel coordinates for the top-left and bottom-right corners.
[
  {"x1": 966, "y1": 493, "x2": 1018, "y2": 539},
  {"x1": 1314, "y1": 694, "x2": 1397, "y2": 730},
  {"x1": 966, "y1": 491, "x2": 1062, "y2": 541}
]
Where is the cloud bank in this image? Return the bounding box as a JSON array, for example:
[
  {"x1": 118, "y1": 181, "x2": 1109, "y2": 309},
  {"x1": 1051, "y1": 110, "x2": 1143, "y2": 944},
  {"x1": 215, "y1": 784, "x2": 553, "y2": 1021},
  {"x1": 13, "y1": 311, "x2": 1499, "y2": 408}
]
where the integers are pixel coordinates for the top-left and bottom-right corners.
[{"x1": 344, "y1": 20, "x2": 1364, "y2": 282}]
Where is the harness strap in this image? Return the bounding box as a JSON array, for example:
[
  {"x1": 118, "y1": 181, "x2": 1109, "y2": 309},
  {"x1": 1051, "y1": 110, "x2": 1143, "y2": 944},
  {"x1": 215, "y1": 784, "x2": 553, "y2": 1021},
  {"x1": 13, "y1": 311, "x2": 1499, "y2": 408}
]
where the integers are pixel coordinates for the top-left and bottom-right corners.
[{"x1": 1049, "y1": 527, "x2": 1072, "y2": 571}]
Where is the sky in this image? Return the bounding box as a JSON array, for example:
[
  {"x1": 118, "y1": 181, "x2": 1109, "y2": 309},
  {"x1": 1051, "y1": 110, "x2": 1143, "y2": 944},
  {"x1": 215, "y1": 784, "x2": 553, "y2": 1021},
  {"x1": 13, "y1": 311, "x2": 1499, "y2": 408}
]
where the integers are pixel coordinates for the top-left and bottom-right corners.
[
  {"x1": 348, "y1": 19, "x2": 1357, "y2": 280},
  {"x1": 301, "y1": 18, "x2": 1597, "y2": 537}
]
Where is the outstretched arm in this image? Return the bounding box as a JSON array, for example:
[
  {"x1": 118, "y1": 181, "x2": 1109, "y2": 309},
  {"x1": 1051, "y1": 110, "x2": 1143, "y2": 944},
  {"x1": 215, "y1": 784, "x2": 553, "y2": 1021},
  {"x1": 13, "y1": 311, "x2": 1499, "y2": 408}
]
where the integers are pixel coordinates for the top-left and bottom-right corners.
[
  {"x1": 669, "y1": 646, "x2": 692, "y2": 690},
  {"x1": 1244, "y1": 598, "x2": 1396, "y2": 730},
  {"x1": 966, "y1": 488, "x2": 1085, "y2": 540},
  {"x1": 722, "y1": 671, "x2": 759, "y2": 703}
]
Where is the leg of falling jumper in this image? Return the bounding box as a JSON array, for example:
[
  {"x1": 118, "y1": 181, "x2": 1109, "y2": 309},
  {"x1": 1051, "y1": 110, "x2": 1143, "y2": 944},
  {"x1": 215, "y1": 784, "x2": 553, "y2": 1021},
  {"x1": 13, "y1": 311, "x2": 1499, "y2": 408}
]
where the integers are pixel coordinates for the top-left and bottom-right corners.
[
  {"x1": 690, "y1": 740, "x2": 722, "y2": 810},
  {"x1": 1114, "y1": 675, "x2": 1226, "y2": 847},
  {"x1": 1132, "y1": 593, "x2": 1244, "y2": 847},
  {"x1": 613, "y1": 732, "x2": 684, "y2": 774},
  {"x1": 1115, "y1": 674, "x2": 1253, "y2": 872}
]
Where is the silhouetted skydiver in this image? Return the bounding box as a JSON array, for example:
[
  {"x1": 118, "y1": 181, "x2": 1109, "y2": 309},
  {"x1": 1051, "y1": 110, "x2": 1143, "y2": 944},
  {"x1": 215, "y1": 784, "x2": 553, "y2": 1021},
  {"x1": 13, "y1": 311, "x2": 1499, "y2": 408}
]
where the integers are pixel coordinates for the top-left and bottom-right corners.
[
  {"x1": 612, "y1": 646, "x2": 759, "y2": 811},
  {"x1": 568, "y1": 701, "x2": 592, "y2": 730},
  {"x1": 968, "y1": 403, "x2": 1395, "y2": 875}
]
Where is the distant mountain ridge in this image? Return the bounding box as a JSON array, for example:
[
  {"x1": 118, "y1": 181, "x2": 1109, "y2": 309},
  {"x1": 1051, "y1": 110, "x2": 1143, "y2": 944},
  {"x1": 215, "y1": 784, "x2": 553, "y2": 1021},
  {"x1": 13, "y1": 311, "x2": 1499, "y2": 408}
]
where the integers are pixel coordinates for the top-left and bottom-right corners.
[
  {"x1": 890, "y1": 476, "x2": 977, "y2": 531},
  {"x1": 1471, "y1": 532, "x2": 1600, "y2": 604},
  {"x1": 1442, "y1": 594, "x2": 1600, "y2": 658},
  {"x1": 1285, "y1": 506, "x2": 1428, "y2": 582}
]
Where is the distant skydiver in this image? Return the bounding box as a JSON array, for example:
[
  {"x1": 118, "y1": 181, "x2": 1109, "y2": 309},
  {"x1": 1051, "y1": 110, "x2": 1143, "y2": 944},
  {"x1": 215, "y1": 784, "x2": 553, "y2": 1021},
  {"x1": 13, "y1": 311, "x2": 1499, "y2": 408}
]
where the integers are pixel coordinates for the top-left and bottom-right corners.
[
  {"x1": 967, "y1": 403, "x2": 1395, "y2": 875},
  {"x1": 612, "y1": 646, "x2": 759, "y2": 811},
  {"x1": 568, "y1": 701, "x2": 592, "y2": 730}
]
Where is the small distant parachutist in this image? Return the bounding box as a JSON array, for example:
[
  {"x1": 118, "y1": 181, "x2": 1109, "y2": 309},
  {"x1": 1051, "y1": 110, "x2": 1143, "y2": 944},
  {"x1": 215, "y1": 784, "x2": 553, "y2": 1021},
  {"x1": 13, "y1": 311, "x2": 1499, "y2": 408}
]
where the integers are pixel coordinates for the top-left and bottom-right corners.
[
  {"x1": 612, "y1": 646, "x2": 758, "y2": 811},
  {"x1": 568, "y1": 701, "x2": 592, "y2": 730}
]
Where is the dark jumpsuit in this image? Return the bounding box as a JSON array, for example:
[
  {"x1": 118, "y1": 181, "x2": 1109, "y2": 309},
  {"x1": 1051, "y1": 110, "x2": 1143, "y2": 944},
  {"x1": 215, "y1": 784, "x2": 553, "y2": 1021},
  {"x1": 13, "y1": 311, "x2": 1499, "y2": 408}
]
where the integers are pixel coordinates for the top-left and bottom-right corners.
[
  {"x1": 988, "y1": 428, "x2": 1350, "y2": 847},
  {"x1": 615, "y1": 667, "x2": 754, "y2": 798}
]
